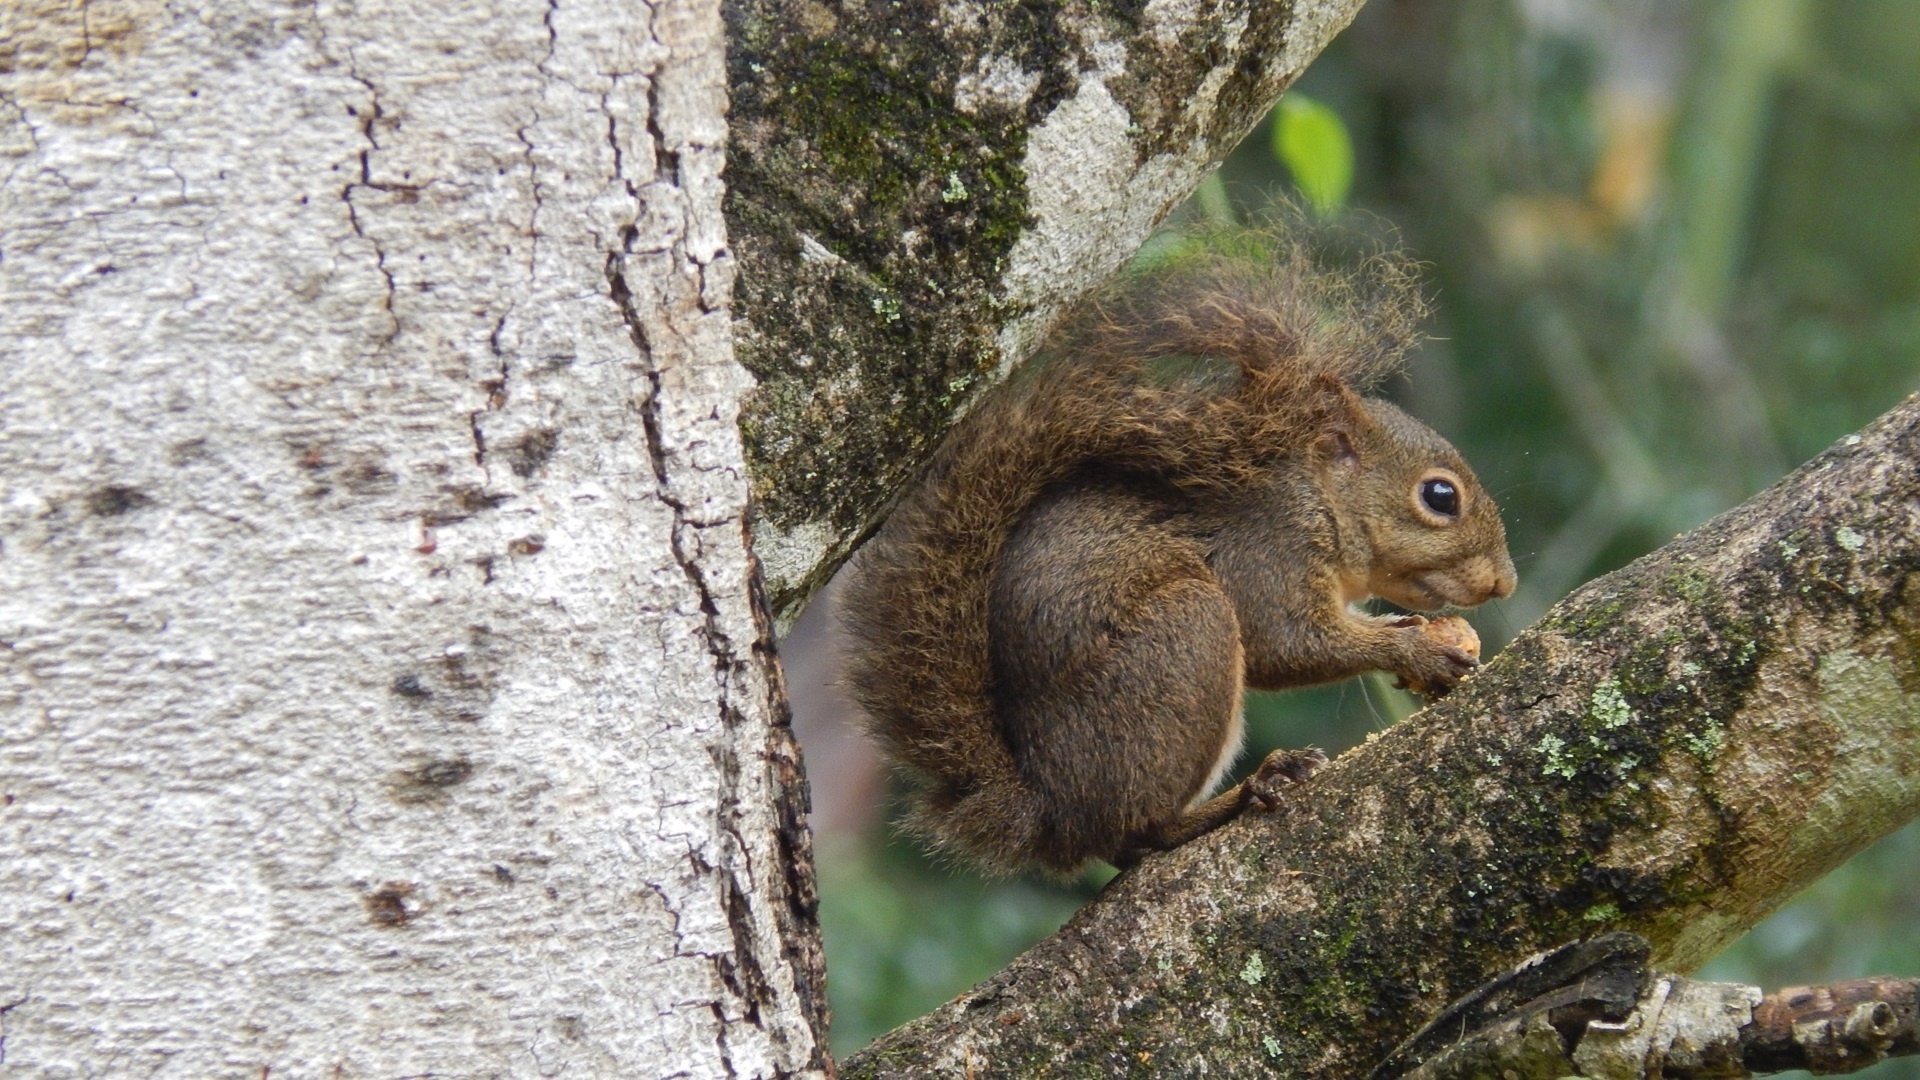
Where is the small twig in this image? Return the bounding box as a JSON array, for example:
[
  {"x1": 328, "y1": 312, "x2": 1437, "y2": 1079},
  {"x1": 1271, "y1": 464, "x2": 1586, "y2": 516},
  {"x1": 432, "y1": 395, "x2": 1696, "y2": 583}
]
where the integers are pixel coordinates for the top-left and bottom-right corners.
[
  {"x1": 1383, "y1": 935, "x2": 1918, "y2": 1079},
  {"x1": 1742, "y1": 977, "x2": 1920, "y2": 1075}
]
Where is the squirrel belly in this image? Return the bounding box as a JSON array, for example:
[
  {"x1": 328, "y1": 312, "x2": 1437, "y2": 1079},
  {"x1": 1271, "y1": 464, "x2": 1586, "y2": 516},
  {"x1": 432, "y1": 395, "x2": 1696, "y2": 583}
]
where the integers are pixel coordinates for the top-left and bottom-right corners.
[{"x1": 840, "y1": 247, "x2": 1516, "y2": 877}]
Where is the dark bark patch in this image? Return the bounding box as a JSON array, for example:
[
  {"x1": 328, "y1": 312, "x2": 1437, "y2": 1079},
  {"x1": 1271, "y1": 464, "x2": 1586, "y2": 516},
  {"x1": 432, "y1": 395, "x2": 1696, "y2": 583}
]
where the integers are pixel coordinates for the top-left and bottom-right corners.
[
  {"x1": 364, "y1": 882, "x2": 417, "y2": 927},
  {"x1": 504, "y1": 428, "x2": 559, "y2": 477},
  {"x1": 167, "y1": 438, "x2": 210, "y2": 466},
  {"x1": 424, "y1": 484, "x2": 510, "y2": 526},
  {"x1": 340, "y1": 457, "x2": 396, "y2": 494},
  {"x1": 390, "y1": 674, "x2": 433, "y2": 700},
  {"x1": 409, "y1": 757, "x2": 474, "y2": 788},
  {"x1": 389, "y1": 757, "x2": 477, "y2": 803},
  {"x1": 717, "y1": 871, "x2": 774, "y2": 1025},
  {"x1": 86, "y1": 484, "x2": 151, "y2": 516}
]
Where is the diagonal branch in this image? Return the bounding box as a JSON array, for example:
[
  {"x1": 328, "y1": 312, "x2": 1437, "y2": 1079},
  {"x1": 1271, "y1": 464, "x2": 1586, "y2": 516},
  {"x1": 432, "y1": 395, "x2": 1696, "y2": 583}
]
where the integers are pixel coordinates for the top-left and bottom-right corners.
[
  {"x1": 843, "y1": 393, "x2": 1920, "y2": 1078},
  {"x1": 722, "y1": 0, "x2": 1374, "y2": 619}
]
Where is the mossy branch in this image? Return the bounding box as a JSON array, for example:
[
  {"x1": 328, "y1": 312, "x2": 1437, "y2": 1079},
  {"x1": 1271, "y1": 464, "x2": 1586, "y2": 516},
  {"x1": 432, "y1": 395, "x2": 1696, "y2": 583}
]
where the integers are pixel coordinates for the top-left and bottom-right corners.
[{"x1": 842, "y1": 393, "x2": 1920, "y2": 1078}]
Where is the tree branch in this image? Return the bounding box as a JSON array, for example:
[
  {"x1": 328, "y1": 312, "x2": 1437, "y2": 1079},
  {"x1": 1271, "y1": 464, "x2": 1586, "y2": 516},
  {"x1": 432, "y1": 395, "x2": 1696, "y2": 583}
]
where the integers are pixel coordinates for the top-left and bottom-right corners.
[
  {"x1": 842, "y1": 393, "x2": 1920, "y2": 1077},
  {"x1": 722, "y1": 0, "x2": 1372, "y2": 620}
]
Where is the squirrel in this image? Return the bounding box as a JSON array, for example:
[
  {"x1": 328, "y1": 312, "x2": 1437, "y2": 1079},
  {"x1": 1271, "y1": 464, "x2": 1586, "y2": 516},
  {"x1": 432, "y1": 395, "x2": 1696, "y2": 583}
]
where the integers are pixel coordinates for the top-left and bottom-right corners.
[{"x1": 840, "y1": 241, "x2": 1518, "y2": 877}]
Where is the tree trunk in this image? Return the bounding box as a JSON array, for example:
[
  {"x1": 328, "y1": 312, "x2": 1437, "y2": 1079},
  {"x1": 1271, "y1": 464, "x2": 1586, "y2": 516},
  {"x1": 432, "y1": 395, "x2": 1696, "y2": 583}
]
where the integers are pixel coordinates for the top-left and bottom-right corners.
[
  {"x1": 843, "y1": 394, "x2": 1920, "y2": 1076},
  {"x1": 0, "y1": 2, "x2": 825, "y2": 1075}
]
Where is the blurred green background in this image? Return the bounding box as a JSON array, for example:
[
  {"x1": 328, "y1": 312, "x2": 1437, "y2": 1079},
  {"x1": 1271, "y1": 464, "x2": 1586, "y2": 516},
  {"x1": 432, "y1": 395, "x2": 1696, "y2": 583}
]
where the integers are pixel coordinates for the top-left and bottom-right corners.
[{"x1": 785, "y1": 0, "x2": 1920, "y2": 1068}]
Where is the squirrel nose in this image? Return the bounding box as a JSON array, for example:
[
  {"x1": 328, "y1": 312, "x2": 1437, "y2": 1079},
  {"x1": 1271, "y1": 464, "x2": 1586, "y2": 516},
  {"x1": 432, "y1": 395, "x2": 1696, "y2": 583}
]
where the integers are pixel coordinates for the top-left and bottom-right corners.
[{"x1": 1485, "y1": 555, "x2": 1518, "y2": 601}]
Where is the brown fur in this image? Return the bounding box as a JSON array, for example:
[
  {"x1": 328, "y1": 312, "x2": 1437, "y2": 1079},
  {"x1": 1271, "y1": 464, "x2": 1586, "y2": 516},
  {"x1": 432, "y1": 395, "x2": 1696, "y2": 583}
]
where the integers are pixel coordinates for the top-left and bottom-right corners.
[{"x1": 841, "y1": 245, "x2": 1515, "y2": 876}]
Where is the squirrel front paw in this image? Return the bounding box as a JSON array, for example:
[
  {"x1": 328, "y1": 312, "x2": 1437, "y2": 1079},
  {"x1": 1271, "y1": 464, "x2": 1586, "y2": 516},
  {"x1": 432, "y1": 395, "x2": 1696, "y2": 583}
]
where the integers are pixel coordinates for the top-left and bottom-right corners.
[
  {"x1": 1392, "y1": 614, "x2": 1482, "y2": 697},
  {"x1": 1244, "y1": 747, "x2": 1329, "y2": 812}
]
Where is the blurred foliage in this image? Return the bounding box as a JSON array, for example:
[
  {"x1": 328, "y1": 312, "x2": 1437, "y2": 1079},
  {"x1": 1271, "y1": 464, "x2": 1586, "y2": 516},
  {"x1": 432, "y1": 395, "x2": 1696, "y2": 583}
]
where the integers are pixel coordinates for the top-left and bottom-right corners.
[
  {"x1": 817, "y1": 832, "x2": 1088, "y2": 1055},
  {"x1": 1273, "y1": 93, "x2": 1357, "y2": 214},
  {"x1": 812, "y1": 0, "x2": 1920, "y2": 1064}
]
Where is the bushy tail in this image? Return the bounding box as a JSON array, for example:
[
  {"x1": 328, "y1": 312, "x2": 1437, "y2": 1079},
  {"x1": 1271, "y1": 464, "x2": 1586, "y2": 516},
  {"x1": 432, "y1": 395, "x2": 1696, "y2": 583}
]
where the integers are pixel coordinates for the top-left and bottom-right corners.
[{"x1": 840, "y1": 240, "x2": 1427, "y2": 873}]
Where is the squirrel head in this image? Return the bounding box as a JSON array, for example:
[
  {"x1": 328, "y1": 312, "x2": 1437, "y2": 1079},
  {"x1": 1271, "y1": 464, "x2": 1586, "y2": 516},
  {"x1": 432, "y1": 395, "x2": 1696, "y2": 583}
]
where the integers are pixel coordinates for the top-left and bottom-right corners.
[{"x1": 1315, "y1": 385, "x2": 1517, "y2": 612}]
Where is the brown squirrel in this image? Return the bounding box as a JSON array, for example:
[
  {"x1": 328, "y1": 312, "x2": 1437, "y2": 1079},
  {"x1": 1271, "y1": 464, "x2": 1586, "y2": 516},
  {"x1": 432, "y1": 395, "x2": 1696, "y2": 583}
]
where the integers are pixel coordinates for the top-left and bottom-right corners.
[{"x1": 841, "y1": 243, "x2": 1517, "y2": 877}]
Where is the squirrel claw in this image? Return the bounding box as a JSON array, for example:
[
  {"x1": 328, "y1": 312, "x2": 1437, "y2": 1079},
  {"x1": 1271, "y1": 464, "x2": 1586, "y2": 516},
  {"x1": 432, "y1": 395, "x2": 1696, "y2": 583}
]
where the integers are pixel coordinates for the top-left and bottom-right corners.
[{"x1": 1245, "y1": 747, "x2": 1328, "y2": 812}]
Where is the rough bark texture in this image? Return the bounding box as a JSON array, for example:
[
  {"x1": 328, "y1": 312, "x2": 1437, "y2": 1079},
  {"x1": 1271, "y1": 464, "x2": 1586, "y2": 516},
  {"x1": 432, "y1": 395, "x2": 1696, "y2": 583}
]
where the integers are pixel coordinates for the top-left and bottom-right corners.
[
  {"x1": 722, "y1": 0, "x2": 1373, "y2": 621},
  {"x1": 843, "y1": 394, "x2": 1920, "y2": 1078},
  {"x1": 0, "y1": 2, "x2": 826, "y2": 1076}
]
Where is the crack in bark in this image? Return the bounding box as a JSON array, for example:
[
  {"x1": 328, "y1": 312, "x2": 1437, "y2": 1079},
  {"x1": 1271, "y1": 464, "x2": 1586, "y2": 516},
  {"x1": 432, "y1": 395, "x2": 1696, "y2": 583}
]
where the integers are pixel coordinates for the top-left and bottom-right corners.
[
  {"x1": 340, "y1": 62, "x2": 400, "y2": 348},
  {"x1": 468, "y1": 308, "x2": 513, "y2": 482},
  {"x1": 538, "y1": 0, "x2": 559, "y2": 77},
  {"x1": 604, "y1": 96, "x2": 636, "y2": 199},
  {"x1": 640, "y1": 75, "x2": 676, "y2": 196},
  {"x1": 75, "y1": 1, "x2": 106, "y2": 66},
  {"x1": 513, "y1": 111, "x2": 543, "y2": 279},
  {"x1": 0, "y1": 91, "x2": 46, "y2": 187},
  {"x1": 642, "y1": 878, "x2": 685, "y2": 939},
  {"x1": 710, "y1": 1002, "x2": 743, "y2": 1080}
]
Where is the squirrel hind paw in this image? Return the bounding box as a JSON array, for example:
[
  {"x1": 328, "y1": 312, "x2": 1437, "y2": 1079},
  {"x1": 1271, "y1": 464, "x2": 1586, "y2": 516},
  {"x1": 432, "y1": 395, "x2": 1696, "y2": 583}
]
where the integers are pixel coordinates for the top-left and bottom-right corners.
[{"x1": 1244, "y1": 746, "x2": 1328, "y2": 812}]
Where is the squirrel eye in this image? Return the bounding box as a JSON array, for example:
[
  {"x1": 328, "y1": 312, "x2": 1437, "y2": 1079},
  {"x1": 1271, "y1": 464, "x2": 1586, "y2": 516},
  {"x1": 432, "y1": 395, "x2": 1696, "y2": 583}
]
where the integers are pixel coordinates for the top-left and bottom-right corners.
[{"x1": 1419, "y1": 476, "x2": 1460, "y2": 519}]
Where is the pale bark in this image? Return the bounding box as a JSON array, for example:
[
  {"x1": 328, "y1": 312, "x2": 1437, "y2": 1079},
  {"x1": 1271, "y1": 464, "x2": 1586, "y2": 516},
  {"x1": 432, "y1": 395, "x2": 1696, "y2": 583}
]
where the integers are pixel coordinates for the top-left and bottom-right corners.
[
  {"x1": 0, "y1": 2, "x2": 823, "y2": 1076},
  {"x1": 843, "y1": 395, "x2": 1920, "y2": 1077},
  {"x1": 722, "y1": 0, "x2": 1375, "y2": 621}
]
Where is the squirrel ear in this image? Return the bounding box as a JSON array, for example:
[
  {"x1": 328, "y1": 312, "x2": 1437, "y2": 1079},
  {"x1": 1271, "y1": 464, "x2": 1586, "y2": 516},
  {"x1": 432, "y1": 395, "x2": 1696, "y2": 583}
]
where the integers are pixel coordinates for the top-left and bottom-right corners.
[
  {"x1": 1315, "y1": 378, "x2": 1372, "y2": 467},
  {"x1": 1320, "y1": 426, "x2": 1360, "y2": 465}
]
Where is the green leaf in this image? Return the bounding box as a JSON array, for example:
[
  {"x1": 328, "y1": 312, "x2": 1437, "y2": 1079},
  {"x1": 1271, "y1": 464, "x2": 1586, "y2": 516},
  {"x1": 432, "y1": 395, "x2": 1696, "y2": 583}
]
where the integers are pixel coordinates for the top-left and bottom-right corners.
[{"x1": 1271, "y1": 94, "x2": 1354, "y2": 215}]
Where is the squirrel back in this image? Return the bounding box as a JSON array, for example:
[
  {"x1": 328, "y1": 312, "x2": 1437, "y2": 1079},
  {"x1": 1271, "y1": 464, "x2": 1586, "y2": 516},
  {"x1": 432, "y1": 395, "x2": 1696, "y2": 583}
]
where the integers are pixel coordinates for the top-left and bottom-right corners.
[{"x1": 841, "y1": 244, "x2": 1499, "y2": 875}]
